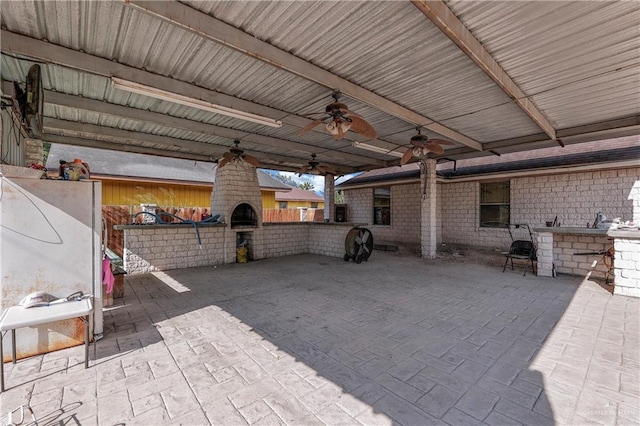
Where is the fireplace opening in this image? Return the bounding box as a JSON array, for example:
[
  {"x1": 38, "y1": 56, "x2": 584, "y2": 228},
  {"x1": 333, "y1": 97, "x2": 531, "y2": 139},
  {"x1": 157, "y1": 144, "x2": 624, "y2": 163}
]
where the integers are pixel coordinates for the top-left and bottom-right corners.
[{"x1": 231, "y1": 203, "x2": 258, "y2": 228}]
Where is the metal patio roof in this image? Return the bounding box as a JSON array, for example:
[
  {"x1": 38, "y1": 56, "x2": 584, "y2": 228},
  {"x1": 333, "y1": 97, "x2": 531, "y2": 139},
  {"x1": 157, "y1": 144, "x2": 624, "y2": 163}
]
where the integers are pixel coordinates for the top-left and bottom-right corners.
[{"x1": 1, "y1": 1, "x2": 638, "y2": 175}]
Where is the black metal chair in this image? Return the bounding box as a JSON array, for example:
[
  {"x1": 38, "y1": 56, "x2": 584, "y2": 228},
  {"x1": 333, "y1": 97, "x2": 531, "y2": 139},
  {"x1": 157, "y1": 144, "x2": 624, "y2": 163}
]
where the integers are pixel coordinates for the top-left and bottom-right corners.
[{"x1": 503, "y1": 240, "x2": 536, "y2": 276}]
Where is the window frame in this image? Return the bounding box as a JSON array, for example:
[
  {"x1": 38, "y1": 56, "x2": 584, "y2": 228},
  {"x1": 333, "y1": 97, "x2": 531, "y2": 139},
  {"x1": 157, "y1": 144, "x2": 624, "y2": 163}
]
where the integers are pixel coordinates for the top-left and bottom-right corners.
[
  {"x1": 479, "y1": 181, "x2": 510, "y2": 228},
  {"x1": 279, "y1": 201, "x2": 288, "y2": 209},
  {"x1": 373, "y1": 186, "x2": 391, "y2": 226}
]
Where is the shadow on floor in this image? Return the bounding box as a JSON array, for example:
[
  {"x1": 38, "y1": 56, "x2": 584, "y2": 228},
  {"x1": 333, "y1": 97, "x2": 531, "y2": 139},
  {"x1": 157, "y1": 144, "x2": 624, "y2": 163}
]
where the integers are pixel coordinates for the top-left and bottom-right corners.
[{"x1": 91, "y1": 252, "x2": 587, "y2": 425}]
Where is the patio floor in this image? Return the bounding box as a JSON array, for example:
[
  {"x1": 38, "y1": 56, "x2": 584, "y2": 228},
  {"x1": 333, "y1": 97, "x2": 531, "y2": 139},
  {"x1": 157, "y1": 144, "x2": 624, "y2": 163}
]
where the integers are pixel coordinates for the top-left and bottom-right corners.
[{"x1": 1, "y1": 252, "x2": 639, "y2": 425}]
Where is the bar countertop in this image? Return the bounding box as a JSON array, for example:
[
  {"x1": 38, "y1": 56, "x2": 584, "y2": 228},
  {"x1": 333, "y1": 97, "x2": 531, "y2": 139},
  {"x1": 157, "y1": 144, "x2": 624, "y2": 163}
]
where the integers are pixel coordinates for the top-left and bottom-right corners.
[{"x1": 533, "y1": 227, "x2": 640, "y2": 239}]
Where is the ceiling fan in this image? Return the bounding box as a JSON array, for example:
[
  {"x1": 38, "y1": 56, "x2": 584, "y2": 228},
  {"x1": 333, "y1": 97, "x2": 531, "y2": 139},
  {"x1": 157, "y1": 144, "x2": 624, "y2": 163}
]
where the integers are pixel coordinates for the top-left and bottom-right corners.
[
  {"x1": 400, "y1": 128, "x2": 455, "y2": 165},
  {"x1": 298, "y1": 91, "x2": 377, "y2": 140},
  {"x1": 217, "y1": 140, "x2": 261, "y2": 168},
  {"x1": 297, "y1": 154, "x2": 337, "y2": 176}
]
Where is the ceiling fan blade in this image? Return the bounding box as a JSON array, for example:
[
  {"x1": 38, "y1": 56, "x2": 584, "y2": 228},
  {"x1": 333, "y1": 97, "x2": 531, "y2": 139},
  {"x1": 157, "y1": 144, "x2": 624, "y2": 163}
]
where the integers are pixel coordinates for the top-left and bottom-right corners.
[
  {"x1": 317, "y1": 164, "x2": 337, "y2": 175},
  {"x1": 241, "y1": 154, "x2": 261, "y2": 167},
  {"x1": 348, "y1": 113, "x2": 378, "y2": 139},
  {"x1": 298, "y1": 119, "x2": 325, "y2": 136},
  {"x1": 218, "y1": 157, "x2": 231, "y2": 168},
  {"x1": 297, "y1": 165, "x2": 310, "y2": 175},
  {"x1": 429, "y1": 139, "x2": 456, "y2": 146},
  {"x1": 222, "y1": 152, "x2": 235, "y2": 161},
  {"x1": 425, "y1": 142, "x2": 445, "y2": 155},
  {"x1": 400, "y1": 148, "x2": 414, "y2": 165}
]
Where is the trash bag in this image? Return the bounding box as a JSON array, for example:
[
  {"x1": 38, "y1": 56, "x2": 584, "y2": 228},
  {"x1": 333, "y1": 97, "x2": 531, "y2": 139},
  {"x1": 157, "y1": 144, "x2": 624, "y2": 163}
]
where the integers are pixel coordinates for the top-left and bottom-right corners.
[{"x1": 236, "y1": 247, "x2": 248, "y2": 263}]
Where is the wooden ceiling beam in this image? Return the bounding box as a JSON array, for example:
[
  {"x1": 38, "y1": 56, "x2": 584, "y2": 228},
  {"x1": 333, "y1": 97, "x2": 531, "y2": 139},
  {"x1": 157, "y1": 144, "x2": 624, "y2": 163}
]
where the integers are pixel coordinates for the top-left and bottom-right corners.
[
  {"x1": 123, "y1": 0, "x2": 482, "y2": 151},
  {"x1": 412, "y1": 0, "x2": 557, "y2": 141}
]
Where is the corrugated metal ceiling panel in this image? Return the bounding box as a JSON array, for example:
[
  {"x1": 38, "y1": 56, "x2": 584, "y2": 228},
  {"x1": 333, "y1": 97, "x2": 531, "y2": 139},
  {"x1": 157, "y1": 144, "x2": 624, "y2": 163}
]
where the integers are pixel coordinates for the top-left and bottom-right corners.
[
  {"x1": 447, "y1": 0, "x2": 640, "y2": 129},
  {"x1": 185, "y1": 0, "x2": 536, "y2": 141},
  {"x1": 2, "y1": 0, "x2": 637, "y2": 166}
]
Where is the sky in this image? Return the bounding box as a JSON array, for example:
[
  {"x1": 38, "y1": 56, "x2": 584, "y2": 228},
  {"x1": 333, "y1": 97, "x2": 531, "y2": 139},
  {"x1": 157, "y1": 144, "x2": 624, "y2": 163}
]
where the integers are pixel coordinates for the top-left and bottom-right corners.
[{"x1": 261, "y1": 169, "x2": 359, "y2": 195}]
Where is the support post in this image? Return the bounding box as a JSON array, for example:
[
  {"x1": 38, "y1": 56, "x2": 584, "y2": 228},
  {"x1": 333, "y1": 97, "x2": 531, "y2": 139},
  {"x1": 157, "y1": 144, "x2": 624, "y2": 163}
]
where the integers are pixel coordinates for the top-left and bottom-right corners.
[
  {"x1": 85, "y1": 316, "x2": 90, "y2": 368},
  {"x1": 324, "y1": 174, "x2": 335, "y2": 222},
  {"x1": 1, "y1": 331, "x2": 4, "y2": 392},
  {"x1": 420, "y1": 159, "x2": 437, "y2": 259}
]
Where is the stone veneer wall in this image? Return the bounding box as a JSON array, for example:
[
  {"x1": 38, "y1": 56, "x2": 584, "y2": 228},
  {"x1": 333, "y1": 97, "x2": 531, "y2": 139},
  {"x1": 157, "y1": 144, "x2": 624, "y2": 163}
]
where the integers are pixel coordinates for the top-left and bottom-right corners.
[{"x1": 121, "y1": 222, "x2": 360, "y2": 274}]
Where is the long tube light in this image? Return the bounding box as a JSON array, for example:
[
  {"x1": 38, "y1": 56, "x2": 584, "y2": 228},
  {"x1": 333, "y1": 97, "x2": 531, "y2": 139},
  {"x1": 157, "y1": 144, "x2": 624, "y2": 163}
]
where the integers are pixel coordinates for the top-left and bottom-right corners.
[
  {"x1": 352, "y1": 142, "x2": 404, "y2": 158},
  {"x1": 111, "y1": 77, "x2": 282, "y2": 128}
]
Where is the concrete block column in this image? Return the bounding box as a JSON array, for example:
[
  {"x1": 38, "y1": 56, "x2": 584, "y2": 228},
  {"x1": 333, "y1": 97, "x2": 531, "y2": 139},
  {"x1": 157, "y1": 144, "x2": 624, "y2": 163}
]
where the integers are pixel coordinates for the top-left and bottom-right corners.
[
  {"x1": 631, "y1": 180, "x2": 640, "y2": 225},
  {"x1": 324, "y1": 174, "x2": 335, "y2": 222},
  {"x1": 535, "y1": 231, "x2": 554, "y2": 277},
  {"x1": 613, "y1": 237, "x2": 640, "y2": 298},
  {"x1": 420, "y1": 159, "x2": 437, "y2": 259}
]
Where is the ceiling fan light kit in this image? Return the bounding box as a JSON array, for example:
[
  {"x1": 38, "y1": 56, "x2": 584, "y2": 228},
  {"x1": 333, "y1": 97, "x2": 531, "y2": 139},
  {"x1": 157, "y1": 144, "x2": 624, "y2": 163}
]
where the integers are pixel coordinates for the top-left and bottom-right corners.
[
  {"x1": 111, "y1": 77, "x2": 283, "y2": 128},
  {"x1": 400, "y1": 129, "x2": 456, "y2": 164},
  {"x1": 326, "y1": 120, "x2": 351, "y2": 136},
  {"x1": 298, "y1": 154, "x2": 337, "y2": 176},
  {"x1": 298, "y1": 91, "x2": 377, "y2": 140},
  {"x1": 217, "y1": 140, "x2": 261, "y2": 168}
]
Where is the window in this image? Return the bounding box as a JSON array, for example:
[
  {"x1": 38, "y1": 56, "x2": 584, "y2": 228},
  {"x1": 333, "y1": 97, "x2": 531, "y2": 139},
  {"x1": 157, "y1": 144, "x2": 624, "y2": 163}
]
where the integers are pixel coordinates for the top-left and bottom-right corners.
[
  {"x1": 480, "y1": 181, "x2": 510, "y2": 227},
  {"x1": 279, "y1": 201, "x2": 288, "y2": 209},
  {"x1": 373, "y1": 187, "x2": 391, "y2": 225},
  {"x1": 311, "y1": 202, "x2": 318, "y2": 208}
]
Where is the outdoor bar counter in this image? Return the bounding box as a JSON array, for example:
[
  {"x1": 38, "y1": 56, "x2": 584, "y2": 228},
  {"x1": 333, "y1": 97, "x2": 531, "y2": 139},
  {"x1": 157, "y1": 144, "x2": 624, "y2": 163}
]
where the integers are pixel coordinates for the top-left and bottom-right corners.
[{"x1": 533, "y1": 227, "x2": 640, "y2": 297}]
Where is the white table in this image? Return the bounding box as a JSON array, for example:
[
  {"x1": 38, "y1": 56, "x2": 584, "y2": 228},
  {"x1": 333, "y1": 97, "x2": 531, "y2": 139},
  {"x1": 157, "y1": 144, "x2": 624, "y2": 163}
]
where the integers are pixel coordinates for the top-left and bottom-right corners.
[{"x1": 0, "y1": 298, "x2": 93, "y2": 392}]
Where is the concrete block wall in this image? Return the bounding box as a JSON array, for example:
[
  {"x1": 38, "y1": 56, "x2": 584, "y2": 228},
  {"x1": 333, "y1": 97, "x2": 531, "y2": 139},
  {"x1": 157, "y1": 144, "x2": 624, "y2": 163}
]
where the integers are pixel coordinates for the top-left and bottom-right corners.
[
  {"x1": 122, "y1": 223, "x2": 354, "y2": 274},
  {"x1": 262, "y1": 224, "x2": 310, "y2": 258},
  {"x1": 553, "y1": 234, "x2": 610, "y2": 277},
  {"x1": 25, "y1": 139, "x2": 44, "y2": 167},
  {"x1": 124, "y1": 226, "x2": 226, "y2": 274},
  {"x1": 614, "y1": 237, "x2": 640, "y2": 297},
  {"x1": 308, "y1": 224, "x2": 354, "y2": 257},
  {"x1": 510, "y1": 168, "x2": 638, "y2": 229},
  {"x1": 343, "y1": 184, "x2": 422, "y2": 244},
  {"x1": 344, "y1": 188, "x2": 372, "y2": 224},
  {"x1": 440, "y1": 167, "x2": 640, "y2": 251}
]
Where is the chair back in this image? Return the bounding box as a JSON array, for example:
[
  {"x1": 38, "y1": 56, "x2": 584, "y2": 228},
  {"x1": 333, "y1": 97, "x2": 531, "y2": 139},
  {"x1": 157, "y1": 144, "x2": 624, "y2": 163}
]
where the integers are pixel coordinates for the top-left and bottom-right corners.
[{"x1": 509, "y1": 240, "x2": 535, "y2": 257}]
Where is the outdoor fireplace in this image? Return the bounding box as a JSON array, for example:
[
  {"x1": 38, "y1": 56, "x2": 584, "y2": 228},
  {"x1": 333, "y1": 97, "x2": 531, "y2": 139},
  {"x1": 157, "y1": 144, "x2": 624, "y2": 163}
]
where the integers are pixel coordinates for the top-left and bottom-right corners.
[
  {"x1": 231, "y1": 203, "x2": 258, "y2": 228},
  {"x1": 210, "y1": 161, "x2": 264, "y2": 262}
]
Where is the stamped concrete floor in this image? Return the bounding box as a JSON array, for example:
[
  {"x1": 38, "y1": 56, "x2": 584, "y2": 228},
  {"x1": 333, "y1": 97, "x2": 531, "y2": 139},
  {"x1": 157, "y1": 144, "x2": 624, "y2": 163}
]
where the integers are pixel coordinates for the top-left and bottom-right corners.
[{"x1": 1, "y1": 252, "x2": 639, "y2": 425}]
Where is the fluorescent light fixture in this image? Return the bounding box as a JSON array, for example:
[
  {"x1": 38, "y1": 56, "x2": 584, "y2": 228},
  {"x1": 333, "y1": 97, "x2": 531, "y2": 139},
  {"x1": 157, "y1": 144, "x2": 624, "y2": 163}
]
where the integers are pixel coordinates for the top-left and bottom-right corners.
[
  {"x1": 111, "y1": 77, "x2": 282, "y2": 128},
  {"x1": 352, "y1": 142, "x2": 404, "y2": 158}
]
